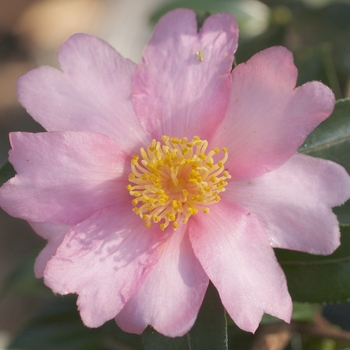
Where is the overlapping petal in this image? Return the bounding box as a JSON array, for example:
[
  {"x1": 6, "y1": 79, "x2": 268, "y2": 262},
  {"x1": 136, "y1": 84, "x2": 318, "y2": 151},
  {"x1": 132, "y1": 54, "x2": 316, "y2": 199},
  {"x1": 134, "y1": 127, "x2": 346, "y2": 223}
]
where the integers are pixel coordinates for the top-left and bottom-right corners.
[
  {"x1": 189, "y1": 200, "x2": 292, "y2": 332},
  {"x1": 115, "y1": 225, "x2": 209, "y2": 337},
  {"x1": 44, "y1": 206, "x2": 166, "y2": 327},
  {"x1": 225, "y1": 154, "x2": 350, "y2": 254},
  {"x1": 17, "y1": 34, "x2": 149, "y2": 152},
  {"x1": 133, "y1": 9, "x2": 238, "y2": 140},
  {"x1": 212, "y1": 46, "x2": 335, "y2": 180},
  {"x1": 0, "y1": 131, "x2": 129, "y2": 225},
  {"x1": 29, "y1": 222, "x2": 70, "y2": 278}
]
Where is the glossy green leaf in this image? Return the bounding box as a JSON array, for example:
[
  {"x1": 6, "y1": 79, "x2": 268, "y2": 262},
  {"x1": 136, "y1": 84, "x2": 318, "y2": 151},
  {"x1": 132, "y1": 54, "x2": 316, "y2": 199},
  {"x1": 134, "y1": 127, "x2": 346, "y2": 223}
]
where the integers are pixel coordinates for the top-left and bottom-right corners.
[
  {"x1": 8, "y1": 296, "x2": 143, "y2": 350},
  {"x1": 276, "y1": 225, "x2": 350, "y2": 303},
  {"x1": 299, "y1": 99, "x2": 350, "y2": 169},
  {"x1": 142, "y1": 283, "x2": 227, "y2": 350},
  {"x1": 0, "y1": 160, "x2": 15, "y2": 186},
  {"x1": 299, "y1": 98, "x2": 350, "y2": 224}
]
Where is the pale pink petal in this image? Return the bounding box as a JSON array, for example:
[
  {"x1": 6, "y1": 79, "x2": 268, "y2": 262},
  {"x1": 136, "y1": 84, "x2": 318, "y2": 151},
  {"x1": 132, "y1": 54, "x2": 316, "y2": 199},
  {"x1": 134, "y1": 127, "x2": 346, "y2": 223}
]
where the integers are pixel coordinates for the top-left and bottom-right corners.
[
  {"x1": 225, "y1": 153, "x2": 350, "y2": 254},
  {"x1": 0, "y1": 131, "x2": 129, "y2": 225},
  {"x1": 189, "y1": 200, "x2": 292, "y2": 332},
  {"x1": 44, "y1": 206, "x2": 166, "y2": 327},
  {"x1": 115, "y1": 225, "x2": 209, "y2": 337},
  {"x1": 17, "y1": 34, "x2": 149, "y2": 152},
  {"x1": 133, "y1": 9, "x2": 238, "y2": 140},
  {"x1": 29, "y1": 222, "x2": 70, "y2": 278},
  {"x1": 212, "y1": 46, "x2": 335, "y2": 179}
]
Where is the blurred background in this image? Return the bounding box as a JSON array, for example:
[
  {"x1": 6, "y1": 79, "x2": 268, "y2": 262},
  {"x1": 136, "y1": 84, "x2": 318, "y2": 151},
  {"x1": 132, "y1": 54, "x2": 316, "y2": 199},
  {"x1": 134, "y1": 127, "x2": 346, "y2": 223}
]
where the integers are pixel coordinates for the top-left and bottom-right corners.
[{"x1": 0, "y1": 0, "x2": 350, "y2": 349}]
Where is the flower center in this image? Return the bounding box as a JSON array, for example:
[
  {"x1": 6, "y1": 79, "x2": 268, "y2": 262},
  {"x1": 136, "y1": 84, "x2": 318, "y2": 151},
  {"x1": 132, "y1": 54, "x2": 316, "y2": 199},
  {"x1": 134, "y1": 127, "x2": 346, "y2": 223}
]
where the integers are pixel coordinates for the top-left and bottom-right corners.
[{"x1": 127, "y1": 136, "x2": 231, "y2": 230}]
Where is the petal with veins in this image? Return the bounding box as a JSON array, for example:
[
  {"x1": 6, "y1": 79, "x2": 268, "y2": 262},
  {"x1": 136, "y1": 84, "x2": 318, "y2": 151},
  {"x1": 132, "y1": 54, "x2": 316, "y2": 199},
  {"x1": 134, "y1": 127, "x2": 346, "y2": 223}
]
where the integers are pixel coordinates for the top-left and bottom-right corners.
[
  {"x1": 18, "y1": 34, "x2": 149, "y2": 152},
  {"x1": 225, "y1": 154, "x2": 350, "y2": 254},
  {"x1": 133, "y1": 9, "x2": 238, "y2": 140},
  {"x1": 212, "y1": 47, "x2": 335, "y2": 180},
  {"x1": 190, "y1": 200, "x2": 292, "y2": 332},
  {"x1": 116, "y1": 225, "x2": 209, "y2": 337},
  {"x1": 0, "y1": 131, "x2": 129, "y2": 225},
  {"x1": 44, "y1": 206, "x2": 166, "y2": 327}
]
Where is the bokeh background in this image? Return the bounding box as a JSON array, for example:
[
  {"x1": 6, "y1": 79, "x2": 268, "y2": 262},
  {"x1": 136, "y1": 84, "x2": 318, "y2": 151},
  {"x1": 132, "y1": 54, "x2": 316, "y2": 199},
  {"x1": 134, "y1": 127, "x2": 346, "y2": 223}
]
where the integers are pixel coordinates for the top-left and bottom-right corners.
[{"x1": 0, "y1": 0, "x2": 350, "y2": 349}]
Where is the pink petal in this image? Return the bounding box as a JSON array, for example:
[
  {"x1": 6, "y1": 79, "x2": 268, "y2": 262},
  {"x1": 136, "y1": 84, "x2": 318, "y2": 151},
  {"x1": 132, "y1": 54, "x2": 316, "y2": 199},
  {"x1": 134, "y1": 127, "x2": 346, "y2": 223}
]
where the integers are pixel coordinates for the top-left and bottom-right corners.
[
  {"x1": 115, "y1": 225, "x2": 209, "y2": 337},
  {"x1": 212, "y1": 46, "x2": 335, "y2": 180},
  {"x1": 29, "y1": 222, "x2": 70, "y2": 278},
  {"x1": 44, "y1": 206, "x2": 166, "y2": 327},
  {"x1": 0, "y1": 131, "x2": 129, "y2": 225},
  {"x1": 225, "y1": 153, "x2": 350, "y2": 254},
  {"x1": 133, "y1": 9, "x2": 238, "y2": 140},
  {"x1": 17, "y1": 33, "x2": 149, "y2": 152},
  {"x1": 189, "y1": 200, "x2": 292, "y2": 332}
]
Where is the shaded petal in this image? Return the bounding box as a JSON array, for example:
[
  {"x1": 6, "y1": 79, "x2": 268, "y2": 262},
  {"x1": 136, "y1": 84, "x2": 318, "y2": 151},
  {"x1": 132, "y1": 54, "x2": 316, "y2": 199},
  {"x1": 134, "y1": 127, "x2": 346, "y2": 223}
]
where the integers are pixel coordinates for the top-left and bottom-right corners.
[
  {"x1": 225, "y1": 153, "x2": 350, "y2": 254},
  {"x1": 212, "y1": 46, "x2": 335, "y2": 179},
  {"x1": 18, "y1": 33, "x2": 149, "y2": 152},
  {"x1": 44, "y1": 206, "x2": 166, "y2": 327},
  {"x1": 115, "y1": 225, "x2": 209, "y2": 337},
  {"x1": 189, "y1": 200, "x2": 292, "y2": 332},
  {"x1": 0, "y1": 131, "x2": 129, "y2": 225},
  {"x1": 133, "y1": 9, "x2": 238, "y2": 140},
  {"x1": 29, "y1": 222, "x2": 70, "y2": 278}
]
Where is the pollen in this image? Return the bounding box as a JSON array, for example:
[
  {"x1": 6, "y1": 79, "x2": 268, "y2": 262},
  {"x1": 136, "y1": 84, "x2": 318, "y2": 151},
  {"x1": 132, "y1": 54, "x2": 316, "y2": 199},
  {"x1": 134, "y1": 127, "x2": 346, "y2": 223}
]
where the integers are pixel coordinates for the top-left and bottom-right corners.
[{"x1": 127, "y1": 136, "x2": 231, "y2": 230}]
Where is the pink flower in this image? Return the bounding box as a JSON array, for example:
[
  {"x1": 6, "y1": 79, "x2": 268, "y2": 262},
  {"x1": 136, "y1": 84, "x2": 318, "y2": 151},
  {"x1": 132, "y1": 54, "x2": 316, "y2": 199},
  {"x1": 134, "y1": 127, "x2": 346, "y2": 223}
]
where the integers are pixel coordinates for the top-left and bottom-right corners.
[{"x1": 1, "y1": 9, "x2": 350, "y2": 337}]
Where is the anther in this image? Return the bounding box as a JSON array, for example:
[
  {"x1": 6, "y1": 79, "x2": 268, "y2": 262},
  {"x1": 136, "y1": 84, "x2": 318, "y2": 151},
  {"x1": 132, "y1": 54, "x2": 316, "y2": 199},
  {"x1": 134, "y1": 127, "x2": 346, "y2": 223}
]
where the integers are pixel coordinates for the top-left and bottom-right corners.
[{"x1": 127, "y1": 136, "x2": 231, "y2": 230}]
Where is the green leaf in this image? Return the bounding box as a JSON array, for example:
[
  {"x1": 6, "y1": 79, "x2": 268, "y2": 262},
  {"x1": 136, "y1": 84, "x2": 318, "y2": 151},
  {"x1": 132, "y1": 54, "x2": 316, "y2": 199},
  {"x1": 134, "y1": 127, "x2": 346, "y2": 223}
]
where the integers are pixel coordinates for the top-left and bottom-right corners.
[
  {"x1": 299, "y1": 99, "x2": 350, "y2": 170},
  {"x1": 0, "y1": 160, "x2": 15, "y2": 186},
  {"x1": 276, "y1": 225, "x2": 350, "y2": 303},
  {"x1": 188, "y1": 282, "x2": 227, "y2": 349},
  {"x1": 299, "y1": 98, "x2": 350, "y2": 224},
  {"x1": 142, "y1": 283, "x2": 227, "y2": 350},
  {"x1": 8, "y1": 296, "x2": 143, "y2": 350}
]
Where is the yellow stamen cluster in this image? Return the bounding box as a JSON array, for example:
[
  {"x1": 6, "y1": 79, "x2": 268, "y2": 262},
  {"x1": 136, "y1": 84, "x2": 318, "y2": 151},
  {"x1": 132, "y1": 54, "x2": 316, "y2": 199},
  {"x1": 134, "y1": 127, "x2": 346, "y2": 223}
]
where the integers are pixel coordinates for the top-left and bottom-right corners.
[{"x1": 127, "y1": 136, "x2": 231, "y2": 230}]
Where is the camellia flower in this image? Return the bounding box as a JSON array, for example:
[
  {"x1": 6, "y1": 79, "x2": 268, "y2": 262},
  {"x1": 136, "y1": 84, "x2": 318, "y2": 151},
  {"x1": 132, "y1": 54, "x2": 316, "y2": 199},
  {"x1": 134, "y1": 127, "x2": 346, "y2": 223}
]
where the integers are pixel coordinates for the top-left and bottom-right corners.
[{"x1": 1, "y1": 8, "x2": 350, "y2": 337}]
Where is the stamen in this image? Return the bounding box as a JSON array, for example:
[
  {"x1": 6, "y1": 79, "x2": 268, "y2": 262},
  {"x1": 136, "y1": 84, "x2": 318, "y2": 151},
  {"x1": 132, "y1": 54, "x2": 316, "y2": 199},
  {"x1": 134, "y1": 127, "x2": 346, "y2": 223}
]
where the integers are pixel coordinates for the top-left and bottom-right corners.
[{"x1": 127, "y1": 136, "x2": 231, "y2": 230}]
